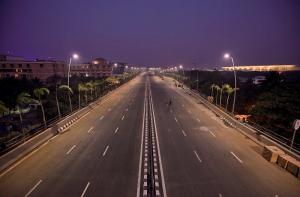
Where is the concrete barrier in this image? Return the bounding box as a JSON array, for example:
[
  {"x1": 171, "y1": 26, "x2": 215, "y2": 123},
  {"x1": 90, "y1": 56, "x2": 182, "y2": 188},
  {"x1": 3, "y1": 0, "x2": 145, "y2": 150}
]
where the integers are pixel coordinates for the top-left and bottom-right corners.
[
  {"x1": 277, "y1": 154, "x2": 295, "y2": 169},
  {"x1": 262, "y1": 146, "x2": 285, "y2": 163},
  {"x1": 286, "y1": 159, "x2": 300, "y2": 177}
]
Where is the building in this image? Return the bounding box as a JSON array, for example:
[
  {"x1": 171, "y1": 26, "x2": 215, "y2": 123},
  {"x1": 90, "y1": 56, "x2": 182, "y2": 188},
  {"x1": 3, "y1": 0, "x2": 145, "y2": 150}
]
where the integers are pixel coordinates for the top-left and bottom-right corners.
[
  {"x1": 222, "y1": 65, "x2": 300, "y2": 72},
  {"x1": 252, "y1": 76, "x2": 266, "y2": 85},
  {"x1": 111, "y1": 62, "x2": 127, "y2": 76},
  {"x1": 0, "y1": 55, "x2": 67, "y2": 81},
  {"x1": 70, "y1": 57, "x2": 112, "y2": 78}
]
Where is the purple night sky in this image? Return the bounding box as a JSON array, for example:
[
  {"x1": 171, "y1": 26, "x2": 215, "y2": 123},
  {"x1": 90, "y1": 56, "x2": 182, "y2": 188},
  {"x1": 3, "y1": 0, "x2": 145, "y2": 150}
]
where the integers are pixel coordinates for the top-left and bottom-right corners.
[{"x1": 0, "y1": 0, "x2": 299, "y2": 67}]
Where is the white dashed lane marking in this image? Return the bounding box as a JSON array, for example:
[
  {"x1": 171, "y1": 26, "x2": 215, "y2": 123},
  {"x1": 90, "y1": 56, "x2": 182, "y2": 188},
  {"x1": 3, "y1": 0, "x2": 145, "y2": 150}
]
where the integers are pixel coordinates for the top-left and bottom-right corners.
[
  {"x1": 193, "y1": 151, "x2": 202, "y2": 163},
  {"x1": 87, "y1": 126, "x2": 94, "y2": 133},
  {"x1": 230, "y1": 151, "x2": 243, "y2": 163},
  {"x1": 114, "y1": 127, "x2": 119, "y2": 134},
  {"x1": 208, "y1": 129, "x2": 216, "y2": 137},
  {"x1": 102, "y1": 146, "x2": 110, "y2": 156},
  {"x1": 80, "y1": 182, "x2": 90, "y2": 197},
  {"x1": 24, "y1": 179, "x2": 42, "y2": 197},
  {"x1": 181, "y1": 129, "x2": 187, "y2": 137},
  {"x1": 66, "y1": 145, "x2": 76, "y2": 155}
]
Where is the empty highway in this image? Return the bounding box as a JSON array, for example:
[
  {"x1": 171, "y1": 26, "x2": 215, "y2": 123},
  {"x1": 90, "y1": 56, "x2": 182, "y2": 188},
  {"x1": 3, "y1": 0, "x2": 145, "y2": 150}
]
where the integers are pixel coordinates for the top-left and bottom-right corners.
[{"x1": 0, "y1": 73, "x2": 299, "y2": 197}]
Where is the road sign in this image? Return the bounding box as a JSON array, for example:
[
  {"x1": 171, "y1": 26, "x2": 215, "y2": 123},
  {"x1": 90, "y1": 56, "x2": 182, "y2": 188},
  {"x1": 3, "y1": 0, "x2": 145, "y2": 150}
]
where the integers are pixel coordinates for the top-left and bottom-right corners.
[{"x1": 293, "y1": 119, "x2": 300, "y2": 130}]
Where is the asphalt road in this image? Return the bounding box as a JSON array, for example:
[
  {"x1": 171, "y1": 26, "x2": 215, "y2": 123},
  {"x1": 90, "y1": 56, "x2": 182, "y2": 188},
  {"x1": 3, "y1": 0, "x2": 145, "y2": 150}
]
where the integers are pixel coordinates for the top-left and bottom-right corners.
[{"x1": 0, "y1": 72, "x2": 299, "y2": 197}]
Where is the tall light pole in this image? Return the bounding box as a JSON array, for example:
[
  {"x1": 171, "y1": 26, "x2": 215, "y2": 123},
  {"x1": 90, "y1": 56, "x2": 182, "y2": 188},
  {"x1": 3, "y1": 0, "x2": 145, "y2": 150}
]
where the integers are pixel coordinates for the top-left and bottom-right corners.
[
  {"x1": 67, "y1": 54, "x2": 79, "y2": 86},
  {"x1": 224, "y1": 53, "x2": 237, "y2": 114}
]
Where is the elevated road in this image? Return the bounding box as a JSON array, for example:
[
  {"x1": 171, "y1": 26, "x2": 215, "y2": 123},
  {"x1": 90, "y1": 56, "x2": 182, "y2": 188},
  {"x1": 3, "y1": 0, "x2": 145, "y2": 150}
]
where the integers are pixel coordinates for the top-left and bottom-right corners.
[{"x1": 0, "y1": 72, "x2": 299, "y2": 197}]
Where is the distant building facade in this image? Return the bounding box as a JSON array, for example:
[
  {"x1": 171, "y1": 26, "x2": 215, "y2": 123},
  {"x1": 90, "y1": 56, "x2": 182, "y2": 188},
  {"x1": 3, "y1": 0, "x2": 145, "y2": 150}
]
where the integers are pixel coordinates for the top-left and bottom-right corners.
[
  {"x1": 0, "y1": 55, "x2": 67, "y2": 81},
  {"x1": 111, "y1": 62, "x2": 127, "y2": 76},
  {"x1": 222, "y1": 65, "x2": 300, "y2": 72},
  {"x1": 70, "y1": 57, "x2": 112, "y2": 78}
]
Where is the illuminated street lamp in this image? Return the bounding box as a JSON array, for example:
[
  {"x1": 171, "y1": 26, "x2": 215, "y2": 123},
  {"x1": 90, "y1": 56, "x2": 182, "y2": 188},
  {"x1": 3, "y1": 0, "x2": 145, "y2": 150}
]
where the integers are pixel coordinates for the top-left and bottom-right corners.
[
  {"x1": 224, "y1": 53, "x2": 237, "y2": 114},
  {"x1": 67, "y1": 53, "x2": 79, "y2": 86}
]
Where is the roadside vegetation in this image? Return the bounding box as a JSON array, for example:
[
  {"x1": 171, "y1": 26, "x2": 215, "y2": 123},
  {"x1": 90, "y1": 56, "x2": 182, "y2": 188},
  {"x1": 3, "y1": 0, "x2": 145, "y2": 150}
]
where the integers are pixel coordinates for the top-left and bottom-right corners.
[
  {"x1": 165, "y1": 70, "x2": 300, "y2": 149},
  {"x1": 0, "y1": 72, "x2": 137, "y2": 152}
]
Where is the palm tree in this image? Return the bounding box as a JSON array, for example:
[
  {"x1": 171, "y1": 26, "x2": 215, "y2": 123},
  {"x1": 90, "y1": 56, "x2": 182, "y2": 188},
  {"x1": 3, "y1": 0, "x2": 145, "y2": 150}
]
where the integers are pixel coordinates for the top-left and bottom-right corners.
[
  {"x1": 225, "y1": 86, "x2": 233, "y2": 111},
  {"x1": 85, "y1": 82, "x2": 94, "y2": 101},
  {"x1": 214, "y1": 85, "x2": 221, "y2": 105},
  {"x1": 210, "y1": 84, "x2": 216, "y2": 97},
  {"x1": 220, "y1": 84, "x2": 230, "y2": 107},
  {"x1": 58, "y1": 85, "x2": 73, "y2": 113},
  {"x1": 16, "y1": 92, "x2": 36, "y2": 136},
  {"x1": 55, "y1": 83, "x2": 61, "y2": 118},
  {"x1": 224, "y1": 86, "x2": 239, "y2": 111},
  {"x1": 33, "y1": 87, "x2": 50, "y2": 128},
  {"x1": 78, "y1": 83, "x2": 87, "y2": 109},
  {"x1": 0, "y1": 100, "x2": 8, "y2": 116}
]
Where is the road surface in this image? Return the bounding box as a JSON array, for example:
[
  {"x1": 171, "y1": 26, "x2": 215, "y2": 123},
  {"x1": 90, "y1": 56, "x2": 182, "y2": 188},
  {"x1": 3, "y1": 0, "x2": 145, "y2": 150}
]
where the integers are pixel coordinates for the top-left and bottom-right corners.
[{"x1": 0, "y1": 72, "x2": 299, "y2": 197}]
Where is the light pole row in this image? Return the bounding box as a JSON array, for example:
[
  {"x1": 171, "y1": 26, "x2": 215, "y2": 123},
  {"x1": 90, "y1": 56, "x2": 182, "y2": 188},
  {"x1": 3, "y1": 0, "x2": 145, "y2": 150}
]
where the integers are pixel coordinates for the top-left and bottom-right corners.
[{"x1": 165, "y1": 53, "x2": 237, "y2": 114}]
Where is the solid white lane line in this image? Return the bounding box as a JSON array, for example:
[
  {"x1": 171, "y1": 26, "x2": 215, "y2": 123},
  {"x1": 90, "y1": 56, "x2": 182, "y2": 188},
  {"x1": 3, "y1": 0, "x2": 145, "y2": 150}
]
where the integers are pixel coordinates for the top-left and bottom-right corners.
[
  {"x1": 0, "y1": 141, "x2": 49, "y2": 178},
  {"x1": 174, "y1": 117, "x2": 178, "y2": 122},
  {"x1": 208, "y1": 130, "x2": 216, "y2": 137},
  {"x1": 121, "y1": 115, "x2": 125, "y2": 120},
  {"x1": 100, "y1": 115, "x2": 104, "y2": 120},
  {"x1": 66, "y1": 145, "x2": 76, "y2": 155},
  {"x1": 230, "y1": 151, "x2": 243, "y2": 163},
  {"x1": 150, "y1": 84, "x2": 167, "y2": 197},
  {"x1": 137, "y1": 84, "x2": 146, "y2": 197},
  {"x1": 80, "y1": 182, "x2": 90, "y2": 197},
  {"x1": 24, "y1": 179, "x2": 42, "y2": 197},
  {"x1": 114, "y1": 127, "x2": 119, "y2": 134},
  {"x1": 193, "y1": 151, "x2": 202, "y2": 163},
  {"x1": 87, "y1": 126, "x2": 94, "y2": 133},
  {"x1": 181, "y1": 129, "x2": 187, "y2": 137},
  {"x1": 102, "y1": 146, "x2": 109, "y2": 156},
  {"x1": 49, "y1": 135, "x2": 58, "y2": 141}
]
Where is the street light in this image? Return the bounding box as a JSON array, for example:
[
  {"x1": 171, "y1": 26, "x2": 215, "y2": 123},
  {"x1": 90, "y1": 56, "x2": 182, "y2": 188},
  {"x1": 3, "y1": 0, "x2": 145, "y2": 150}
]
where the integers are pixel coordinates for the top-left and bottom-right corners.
[
  {"x1": 67, "y1": 53, "x2": 79, "y2": 86},
  {"x1": 224, "y1": 53, "x2": 237, "y2": 114}
]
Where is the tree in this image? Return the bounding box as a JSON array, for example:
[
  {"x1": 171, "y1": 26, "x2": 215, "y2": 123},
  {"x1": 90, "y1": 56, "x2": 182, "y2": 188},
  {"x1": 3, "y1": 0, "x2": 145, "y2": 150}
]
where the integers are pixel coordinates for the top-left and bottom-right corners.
[
  {"x1": 33, "y1": 87, "x2": 50, "y2": 128},
  {"x1": 210, "y1": 84, "x2": 216, "y2": 97},
  {"x1": 224, "y1": 85, "x2": 234, "y2": 111},
  {"x1": 85, "y1": 82, "x2": 94, "y2": 101},
  {"x1": 58, "y1": 85, "x2": 73, "y2": 113},
  {"x1": 220, "y1": 84, "x2": 230, "y2": 107},
  {"x1": 16, "y1": 92, "x2": 36, "y2": 136},
  {"x1": 78, "y1": 83, "x2": 87, "y2": 109},
  {"x1": 0, "y1": 100, "x2": 8, "y2": 116},
  {"x1": 214, "y1": 85, "x2": 221, "y2": 105}
]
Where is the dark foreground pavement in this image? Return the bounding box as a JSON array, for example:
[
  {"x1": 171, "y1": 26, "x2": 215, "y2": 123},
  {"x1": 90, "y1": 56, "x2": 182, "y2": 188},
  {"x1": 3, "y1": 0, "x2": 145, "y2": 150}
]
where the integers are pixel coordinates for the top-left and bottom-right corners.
[{"x1": 0, "y1": 72, "x2": 299, "y2": 197}]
